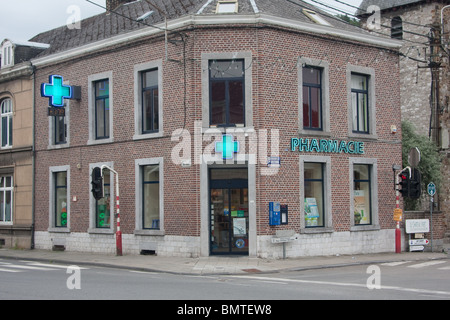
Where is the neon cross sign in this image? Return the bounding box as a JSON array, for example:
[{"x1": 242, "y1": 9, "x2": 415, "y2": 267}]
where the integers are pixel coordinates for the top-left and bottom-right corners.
[
  {"x1": 215, "y1": 134, "x2": 240, "y2": 160},
  {"x1": 41, "y1": 75, "x2": 73, "y2": 108}
]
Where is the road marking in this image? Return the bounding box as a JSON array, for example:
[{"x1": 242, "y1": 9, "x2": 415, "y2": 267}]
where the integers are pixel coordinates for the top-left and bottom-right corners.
[
  {"x1": 407, "y1": 261, "x2": 447, "y2": 269},
  {"x1": 0, "y1": 264, "x2": 59, "y2": 271},
  {"x1": 28, "y1": 262, "x2": 89, "y2": 270},
  {"x1": 438, "y1": 266, "x2": 450, "y2": 270},
  {"x1": 0, "y1": 267, "x2": 23, "y2": 273},
  {"x1": 230, "y1": 275, "x2": 450, "y2": 297},
  {"x1": 381, "y1": 261, "x2": 412, "y2": 267}
]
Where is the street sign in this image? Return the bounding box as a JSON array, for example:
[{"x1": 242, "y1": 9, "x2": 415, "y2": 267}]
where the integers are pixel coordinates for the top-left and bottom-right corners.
[
  {"x1": 405, "y1": 219, "x2": 430, "y2": 233},
  {"x1": 427, "y1": 182, "x2": 436, "y2": 196},
  {"x1": 409, "y1": 245, "x2": 425, "y2": 252},
  {"x1": 409, "y1": 239, "x2": 429, "y2": 246},
  {"x1": 408, "y1": 147, "x2": 420, "y2": 167}
]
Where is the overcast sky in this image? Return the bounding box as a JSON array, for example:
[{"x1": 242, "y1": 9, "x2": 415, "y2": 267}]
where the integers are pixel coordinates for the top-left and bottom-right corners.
[{"x1": 0, "y1": 0, "x2": 362, "y2": 43}]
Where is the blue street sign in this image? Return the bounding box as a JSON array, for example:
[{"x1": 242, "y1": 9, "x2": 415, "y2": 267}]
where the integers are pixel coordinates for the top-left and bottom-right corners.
[{"x1": 427, "y1": 182, "x2": 436, "y2": 196}]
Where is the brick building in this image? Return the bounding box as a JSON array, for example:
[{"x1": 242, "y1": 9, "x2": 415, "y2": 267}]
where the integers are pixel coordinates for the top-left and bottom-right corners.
[
  {"x1": 358, "y1": 0, "x2": 450, "y2": 251},
  {"x1": 30, "y1": 0, "x2": 402, "y2": 258}
]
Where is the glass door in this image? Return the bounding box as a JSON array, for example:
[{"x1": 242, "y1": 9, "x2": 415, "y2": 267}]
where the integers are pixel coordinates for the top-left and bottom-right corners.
[{"x1": 210, "y1": 168, "x2": 248, "y2": 255}]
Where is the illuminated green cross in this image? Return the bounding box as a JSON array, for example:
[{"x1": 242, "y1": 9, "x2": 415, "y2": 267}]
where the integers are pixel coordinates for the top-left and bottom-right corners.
[
  {"x1": 215, "y1": 134, "x2": 239, "y2": 160},
  {"x1": 41, "y1": 75, "x2": 72, "y2": 107}
]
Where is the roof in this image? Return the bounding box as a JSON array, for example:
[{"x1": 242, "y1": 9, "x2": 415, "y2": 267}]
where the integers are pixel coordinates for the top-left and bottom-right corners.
[
  {"x1": 356, "y1": 0, "x2": 428, "y2": 16},
  {"x1": 28, "y1": 0, "x2": 373, "y2": 59}
]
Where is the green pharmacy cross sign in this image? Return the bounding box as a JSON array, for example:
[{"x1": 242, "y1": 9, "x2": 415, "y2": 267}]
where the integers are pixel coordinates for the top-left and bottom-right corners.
[
  {"x1": 215, "y1": 134, "x2": 240, "y2": 160},
  {"x1": 41, "y1": 75, "x2": 73, "y2": 108}
]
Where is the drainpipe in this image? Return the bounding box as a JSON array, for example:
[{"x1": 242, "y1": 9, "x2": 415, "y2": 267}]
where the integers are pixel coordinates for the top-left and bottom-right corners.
[
  {"x1": 441, "y1": 5, "x2": 450, "y2": 47},
  {"x1": 30, "y1": 62, "x2": 36, "y2": 250}
]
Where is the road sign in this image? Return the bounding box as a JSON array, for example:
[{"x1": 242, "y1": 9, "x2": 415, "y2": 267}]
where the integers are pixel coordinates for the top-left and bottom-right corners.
[
  {"x1": 427, "y1": 182, "x2": 436, "y2": 196},
  {"x1": 408, "y1": 147, "x2": 420, "y2": 167},
  {"x1": 409, "y1": 245, "x2": 425, "y2": 252},
  {"x1": 409, "y1": 239, "x2": 429, "y2": 246}
]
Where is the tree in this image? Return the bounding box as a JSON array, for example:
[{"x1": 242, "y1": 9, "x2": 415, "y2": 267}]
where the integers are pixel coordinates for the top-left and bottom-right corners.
[{"x1": 401, "y1": 121, "x2": 442, "y2": 210}]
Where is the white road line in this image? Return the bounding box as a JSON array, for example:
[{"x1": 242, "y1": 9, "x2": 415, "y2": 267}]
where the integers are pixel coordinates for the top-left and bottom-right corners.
[
  {"x1": 1, "y1": 264, "x2": 59, "y2": 271},
  {"x1": 407, "y1": 261, "x2": 447, "y2": 269},
  {"x1": 438, "y1": 266, "x2": 450, "y2": 270},
  {"x1": 230, "y1": 275, "x2": 450, "y2": 297},
  {"x1": 381, "y1": 261, "x2": 412, "y2": 267},
  {"x1": 28, "y1": 262, "x2": 89, "y2": 270},
  {"x1": 0, "y1": 267, "x2": 23, "y2": 273}
]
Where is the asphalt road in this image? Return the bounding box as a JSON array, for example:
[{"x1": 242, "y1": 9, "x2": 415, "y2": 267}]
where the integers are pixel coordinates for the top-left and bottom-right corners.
[{"x1": 1, "y1": 257, "x2": 449, "y2": 302}]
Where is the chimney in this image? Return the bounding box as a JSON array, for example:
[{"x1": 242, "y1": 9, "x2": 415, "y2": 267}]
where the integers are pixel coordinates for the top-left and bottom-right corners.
[{"x1": 106, "y1": 0, "x2": 135, "y2": 12}]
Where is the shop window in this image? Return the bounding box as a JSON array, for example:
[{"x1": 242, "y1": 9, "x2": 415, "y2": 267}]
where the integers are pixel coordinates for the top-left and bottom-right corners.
[
  {"x1": 1, "y1": 98, "x2": 13, "y2": 148},
  {"x1": 302, "y1": 67, "x2": 323, "y2": 130},
  {"x1": 351, "y1": 73, "x2": 369, "y2": 134},
  {"x1": 304, "y1": 163, "x2": 324, "y2": 227},
  {"x1": 142, "y1": 164, "x2": 160, "y2": 229},
  {"x1": 96, "y1": 171, "x2": 111, "y2": 229},
  {"x1": 141, "y1": 69, "x2": 159, "y2": 134},
  {"x1": 353, "y1": 164, "x2": 372, "y2": 225},
  {"x1": 0, "y1": 176, "x2": 13, "y2": 224},
  {"x1": 209, "y1": 59, "x2": 245, "y2": 127},
  {"x1": 54, "y1": 171, "x2": 68, "y2": 228}
]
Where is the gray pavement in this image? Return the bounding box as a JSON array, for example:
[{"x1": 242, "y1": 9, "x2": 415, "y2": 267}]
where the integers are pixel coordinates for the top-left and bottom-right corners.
[{"x1": 0, "y1": 248, "x2": 448, "y2": 275}]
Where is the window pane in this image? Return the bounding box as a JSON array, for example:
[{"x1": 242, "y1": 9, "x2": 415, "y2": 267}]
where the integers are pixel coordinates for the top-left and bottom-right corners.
[
  {"x1": 1, "y1": 117, "x2": 7, "y2": 147},
  {"x1": 55, "y1": 172, "x2": 67, "y2": 228},
  {"x1": 303, "y1": 67, "x2": 321, "y2": 85},
  {"x1": 304, "y1": 163, "x2": 324, "y2": 227},
  {"x1": 153, "y1": 88, "x2": 159, "y2": 131},
  {"x1": 96, "y1": 99, "x2": 105, "y2": 138},
  {"x1": 228, "y1": 81, "x2": 244, "y2": 125},
  {"x1": 96, "y1": 172, "x2": 110, "y2": 228},
  {"x1": 211, "y1": 81, "x2": 226, "y2": 125},
  {"x1": 352, "y1": 92, "x2": 358, "y2": 131},
  {"x1": 310, "y1": 87, "x2": 321, "y2": 129},
  {"x1": 351, "y1": 74, "x2": 367, "y2": 91},
  {"x1": 303, "y1": 86, "x2": 310, "y2": 128},
  {"x1": 354, "y1": 165, "x2": 371, "y2": 225},
  {"x1": 210, "y1": 60, "x2": 244, "y2": 79},
  {"x1": 143, "y1": 70, "x2": 158, "y2": 88},
  {"x1": 143, "y1": 165, "x2": 160, "y2": 230},
  {"x1": 358, "y1": 93, "x2": 368, "y2": 132},
  {"x1": 96, "y1": 80, "x2": 109, "y2": 97}
]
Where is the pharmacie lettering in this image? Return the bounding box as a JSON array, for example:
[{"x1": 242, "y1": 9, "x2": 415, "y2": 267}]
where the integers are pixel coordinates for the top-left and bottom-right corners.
[{"x1": 291, "y1": 138, "x2": 364, "y2": 154}]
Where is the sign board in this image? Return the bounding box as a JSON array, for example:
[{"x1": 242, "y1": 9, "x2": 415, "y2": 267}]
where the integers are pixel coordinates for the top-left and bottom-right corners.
[
  {"x1": 408, "y1": 147, "x2": 420, "y2": 167},
  {"x1": 409, "y1": 245, "x2": 425, "y2": 252},
  {"x1": 427, "y1": 182, "x2": 436, "y2": 196},
  {"x1": 393, "y1": 208, "x2": 402, "y2": 221},
  {"x1": 267, "y1": 156, "x2": 280, "y2": 168},
  {"x1": 409, "y1": 239, "x2": 429, "y2": 246},
  {"x1": 405, "y1": 219, "x2": 430, "y2": 234}
]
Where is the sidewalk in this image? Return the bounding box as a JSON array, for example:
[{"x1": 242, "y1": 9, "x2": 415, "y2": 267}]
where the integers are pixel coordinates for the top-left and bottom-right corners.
[{"x1": 0, "y1": 248, "x2": 448, "y2": 275}]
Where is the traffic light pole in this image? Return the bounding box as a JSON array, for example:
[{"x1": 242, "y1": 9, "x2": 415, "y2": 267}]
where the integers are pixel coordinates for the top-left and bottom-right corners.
[{"x1": 101, "y1": 165, "x2": 122, "y2": 256}]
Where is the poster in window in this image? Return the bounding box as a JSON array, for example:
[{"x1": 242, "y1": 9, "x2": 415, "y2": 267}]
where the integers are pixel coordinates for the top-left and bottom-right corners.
[
  {"x1": 304, "y1": 198, "x2": 319, "y2": 226},
  {"x1": 354, "y1": 190, "x2": 369, "y2": 224},
  {"x1": 233, "y1": 218, "x2": 246, "y2": 236}
]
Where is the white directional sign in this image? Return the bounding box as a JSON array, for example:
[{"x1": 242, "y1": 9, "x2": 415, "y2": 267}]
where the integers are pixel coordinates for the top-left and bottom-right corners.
[
  {"x1": 405, "y1": 219, "x2": 430, "y2": 234},
  {"x1": 409, "y1": 239, "x2": 429, "y2": 246}
]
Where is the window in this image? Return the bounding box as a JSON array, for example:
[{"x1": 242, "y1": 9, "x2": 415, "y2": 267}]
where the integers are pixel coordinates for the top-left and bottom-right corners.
[
  {"x1": 0, "y1": 176, "x2": 13, "y2": 224},
  {"x1": 96, "y1": 171, "x2": 111, "y2": 228},
  {"x1": 303, "y1": 67, "x2": 322, "y2": 130},
  {"x1": 209, "y1": 59, "x2": 245, "y2": 127},
  {"x1": 353, "y1": 164, "x2": 372, "y2": 225},
  {"x1": 304, "y1": 163, "x2": 324, "y2": 227},
  {"x1": 1, "y1": 98, "x2": 12, "y2": 148},
  {"x1": 1, "y1": 43, "x2": 13, "y2": 68},
  {"x1": 351, "y1": 73, "x2": 369, "y2": 134},
  {"x1": 302, "y1": 9, "x2": 332, "y2": 26},
  {"x1": 94, "y1": 79, "x2": 110, "y2": 140},
  {"x1": 142, "y1": 165, "x2": 160, "y2": 229},
  {"x1": 54, "y1": 115, "x2": 67, "y2": 145},
  {"x1": 54, "y1": 171, "x2": 68, "y2": 228},
  {"x1": 216, "y1": 0, "x2": 238, "y2": 13},
  {"x1": 391, "y1": 16, "x2": 403, "y2": 40},
  {"x1": 141, "y1": 69, "x2": 159, "y2": 133}
]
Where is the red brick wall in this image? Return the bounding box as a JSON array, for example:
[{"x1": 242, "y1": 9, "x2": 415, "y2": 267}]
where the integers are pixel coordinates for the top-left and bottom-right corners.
[{"x1": 34, "y1": 24, "x2": 402, "y2": 239}]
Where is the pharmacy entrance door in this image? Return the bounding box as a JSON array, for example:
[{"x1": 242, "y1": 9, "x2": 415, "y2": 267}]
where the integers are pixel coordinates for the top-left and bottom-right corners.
[{"x1": 209, "y1": 168, "x2": 248, "y2": 255}]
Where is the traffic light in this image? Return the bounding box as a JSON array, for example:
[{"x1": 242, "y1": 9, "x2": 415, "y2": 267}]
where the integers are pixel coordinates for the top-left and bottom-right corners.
[
  {"x1": 399, "y1": 172, "x2": 409, "y2": 198},
  {"x1": 91, "y1": 167, "x2": 103, "y2": 200},
  {"x1": 409, "y1": 168, "x2": 421, "y2": 199}
]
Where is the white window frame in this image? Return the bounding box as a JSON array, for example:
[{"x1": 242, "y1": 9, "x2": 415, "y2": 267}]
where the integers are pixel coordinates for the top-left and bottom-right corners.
[
  {"x1": 48, "y1": 165, "x2": 70, "y2": 232},
  {"x1": 0, "y1": 175, "x2": 14, "y2": 225},
  {"x1": 0, "y1": 98, "x2": 13, "y2": 149},
  {"x1": 1, "y1": 42, "x2": 13, "y2": 68},
  {"x1": 133, "y1": 60, "x2": 163, "y2": 140},
  {"x1": 88, "y1": 71, "x2": 114, "y2": 145},
  {"x1": 134, "y1": 157, "x2": 164, "y2": 236},
  {"x1": 88, "y1": 162, "x2": 115, "y2": 234}
]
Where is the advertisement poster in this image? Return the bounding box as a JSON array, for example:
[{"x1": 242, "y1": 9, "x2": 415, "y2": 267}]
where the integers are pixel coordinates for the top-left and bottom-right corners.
[
  {"x1": 354, "y1": 190, "x2": 368, "y2": 224},
  {"x1": 233, "y1": 218, "x2": 246, "y2": 236},
  {"x1": 304, "y1": 198, "x2": 319, "y2": 226}
]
